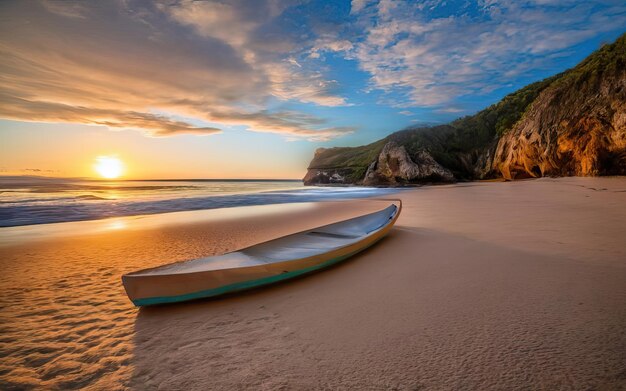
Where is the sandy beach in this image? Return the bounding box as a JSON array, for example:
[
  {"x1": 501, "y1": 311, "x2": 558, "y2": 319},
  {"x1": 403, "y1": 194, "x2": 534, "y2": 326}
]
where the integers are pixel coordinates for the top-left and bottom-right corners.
[{"x1": 1, "y1": 177, "x2": 625, "y2": 390}]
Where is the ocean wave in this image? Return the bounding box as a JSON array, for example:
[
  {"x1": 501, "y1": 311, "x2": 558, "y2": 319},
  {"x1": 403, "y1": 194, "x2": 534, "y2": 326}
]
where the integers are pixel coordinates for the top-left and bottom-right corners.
[
  {"x1": 0, "y1": 187, "x2": 400, "y2": 227},
  {"x1": 0, "y1": 194, "x2": 111, "y2": 204}
]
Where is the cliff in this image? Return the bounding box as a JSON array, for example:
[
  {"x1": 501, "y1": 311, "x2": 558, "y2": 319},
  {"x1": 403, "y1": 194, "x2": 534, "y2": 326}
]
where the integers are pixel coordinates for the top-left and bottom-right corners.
[
  {"x1": 304, "y1": 33, "x2": 626, "y2": 186},
  {"x1": 493, "y1": 39, "x2": 626, "y2": 179}
]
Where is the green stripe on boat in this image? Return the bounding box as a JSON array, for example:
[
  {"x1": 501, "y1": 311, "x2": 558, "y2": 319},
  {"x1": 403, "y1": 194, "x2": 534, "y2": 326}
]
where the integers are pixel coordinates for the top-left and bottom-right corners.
[{"x1": 133, "y1": 234, "x2": 384, "y2": 306}]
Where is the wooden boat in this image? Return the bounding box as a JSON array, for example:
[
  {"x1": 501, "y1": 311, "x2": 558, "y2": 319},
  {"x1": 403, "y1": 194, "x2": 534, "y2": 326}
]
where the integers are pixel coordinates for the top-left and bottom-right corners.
[{"x1": 122, "y1": 201, "x2": 401, "y2": 306}]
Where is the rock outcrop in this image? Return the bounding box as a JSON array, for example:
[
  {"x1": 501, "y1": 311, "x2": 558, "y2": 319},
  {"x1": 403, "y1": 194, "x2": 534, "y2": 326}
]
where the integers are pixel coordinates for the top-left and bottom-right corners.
[
  {"x1": 362, "y1": 142, "x2": 454, "y2": 185},
  {"x1": 302, "y1": 167, "x2": 352, "y2": 185},
  {"x1": 302, "y1": 147, "x2": 359, "y2": 185}
]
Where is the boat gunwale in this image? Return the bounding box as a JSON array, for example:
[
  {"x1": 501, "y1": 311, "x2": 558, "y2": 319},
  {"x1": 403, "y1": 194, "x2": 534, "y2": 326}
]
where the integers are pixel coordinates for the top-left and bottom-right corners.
[
  {"x1": 123, "y1": 200, "x2": 401, "y2": 279},
  {"x1": 131, "y1": 229, "x2": 391, "y2": 306}
]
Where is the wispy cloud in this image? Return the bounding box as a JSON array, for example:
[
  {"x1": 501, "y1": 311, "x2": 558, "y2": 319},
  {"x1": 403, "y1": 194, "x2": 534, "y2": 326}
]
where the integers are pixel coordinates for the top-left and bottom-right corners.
[
  {"x1": 350, "y1": 0, "x2": 626, "y2": 107},
  {"x1": 0, "y1": 94, "x2": 223, "y2": 136},
  {"x1": 308, "y1": 38, "x2": 354, "y2": 59},
  {"x1": 0, "y1": 0, "x2": 352, "y2": 140},
  {"x1": 436, "y1": 107, "x2": 466, "y2": 114}
]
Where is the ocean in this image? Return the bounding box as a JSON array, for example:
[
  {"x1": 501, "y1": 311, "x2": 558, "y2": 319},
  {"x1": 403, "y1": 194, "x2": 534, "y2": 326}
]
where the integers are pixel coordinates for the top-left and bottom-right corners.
[{"x1": 0, "y1": 176, "x2": 399, "y2": 227}]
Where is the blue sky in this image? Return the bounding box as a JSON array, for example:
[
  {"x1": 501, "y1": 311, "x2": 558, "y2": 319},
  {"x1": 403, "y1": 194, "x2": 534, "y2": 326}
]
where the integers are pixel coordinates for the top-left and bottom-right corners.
[{"x1": 0, "y1": 0, "x2": 624, "y2": 178}]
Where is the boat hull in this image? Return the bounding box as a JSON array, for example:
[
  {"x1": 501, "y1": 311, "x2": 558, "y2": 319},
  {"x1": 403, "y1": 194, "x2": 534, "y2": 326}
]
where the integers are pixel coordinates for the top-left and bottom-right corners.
[{"x1": 122, "y1": 201, "x2": 400, "y2": 306}]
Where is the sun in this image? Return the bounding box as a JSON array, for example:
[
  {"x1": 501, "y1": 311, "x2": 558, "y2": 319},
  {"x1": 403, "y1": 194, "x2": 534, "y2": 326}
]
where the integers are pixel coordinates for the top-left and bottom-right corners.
[{"x1": 94, "y1": 156, "x2": 124, "y2": 179}]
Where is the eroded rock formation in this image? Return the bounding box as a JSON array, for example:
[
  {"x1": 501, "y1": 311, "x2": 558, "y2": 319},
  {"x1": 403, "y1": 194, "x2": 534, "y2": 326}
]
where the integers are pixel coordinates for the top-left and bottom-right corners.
[{"x1": 362, "y1": 142, "x2": 454, "y2": 185}]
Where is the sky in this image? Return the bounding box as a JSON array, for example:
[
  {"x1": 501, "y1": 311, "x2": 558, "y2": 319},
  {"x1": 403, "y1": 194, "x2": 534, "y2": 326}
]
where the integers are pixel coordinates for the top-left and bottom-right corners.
[{"x1": 1, "y1": 0, "x2": 624, "y2": 179}]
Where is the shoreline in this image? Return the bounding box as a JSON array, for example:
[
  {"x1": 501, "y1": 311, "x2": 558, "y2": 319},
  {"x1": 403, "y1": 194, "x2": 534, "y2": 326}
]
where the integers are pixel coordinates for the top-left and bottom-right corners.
[
  {"x1": 1, "y1": 177, "x2": 625, "y2": 389},
  {"x1": 0, "y1": 182, "x2": 399, "y2": 228},
  {"x1": 0, "y1": 200, "x2": 393, "y2": 247}
]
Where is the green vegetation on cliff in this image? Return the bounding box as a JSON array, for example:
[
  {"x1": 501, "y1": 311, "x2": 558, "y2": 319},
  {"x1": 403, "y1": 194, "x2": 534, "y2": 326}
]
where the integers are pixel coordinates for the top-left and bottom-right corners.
[
  {"x1": 307, "y1": 139, "x2": 387, "y2": 182},
  {"x1": 553, "y1": 33, "x2": 626, "y2": 91}
]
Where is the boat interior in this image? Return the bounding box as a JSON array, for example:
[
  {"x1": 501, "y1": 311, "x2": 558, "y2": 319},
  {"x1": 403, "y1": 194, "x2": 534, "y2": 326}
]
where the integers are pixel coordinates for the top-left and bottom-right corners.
[{"x1": 129, "y1": 203, "x2": 399, "y2": 276}]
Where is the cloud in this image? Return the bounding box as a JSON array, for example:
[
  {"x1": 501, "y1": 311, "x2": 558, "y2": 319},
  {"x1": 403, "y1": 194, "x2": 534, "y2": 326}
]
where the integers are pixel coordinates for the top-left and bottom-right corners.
[
  {"x1": 0, "y1": 0, "x2": 352, "y2": 140},
  {"x1": 436, "y1": 107, "x2": 466, "y2": 114},
  {"x1": 286, "y1": 57, "x2": 302, "y2": 68},
  {"x1": 350, "y1": 0, "x2": 626, "y2": 107},
  {"x1": 208, "y1": 109, "x2": 354, "y2": 141},
  {"x1": 350, "y1": 0, "x2": 376, "y2": 14},
  {"x1": 162, "y1": 0, "x2": 351, "y2": 107},
  {"x1": 0, "y1": 94, "x2": 222, "y2": 136},
  {"x1": 308, "y1": 38, "x2": 354, "y2": 59},
  {"x1": 40, "y1": 0, "x2": 88, "y2": 18}
]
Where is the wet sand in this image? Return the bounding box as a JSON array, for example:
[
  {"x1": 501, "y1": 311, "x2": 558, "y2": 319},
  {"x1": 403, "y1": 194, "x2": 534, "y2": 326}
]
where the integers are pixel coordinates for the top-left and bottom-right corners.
[{"x1": 1, "y1": 177, "x2": 625, "y2": 390}]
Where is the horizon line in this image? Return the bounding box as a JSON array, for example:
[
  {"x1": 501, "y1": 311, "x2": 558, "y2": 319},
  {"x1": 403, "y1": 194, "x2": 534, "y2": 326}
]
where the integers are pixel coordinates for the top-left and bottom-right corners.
[{"x1": 0, "y1": 174, "x2": 303, "y2": 182}]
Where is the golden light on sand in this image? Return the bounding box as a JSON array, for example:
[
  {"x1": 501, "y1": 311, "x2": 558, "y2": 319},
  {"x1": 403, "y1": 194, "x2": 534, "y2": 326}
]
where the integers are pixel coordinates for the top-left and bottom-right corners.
[{"x1": 94, "y1": 156, "x2": 124, "y2": 179}]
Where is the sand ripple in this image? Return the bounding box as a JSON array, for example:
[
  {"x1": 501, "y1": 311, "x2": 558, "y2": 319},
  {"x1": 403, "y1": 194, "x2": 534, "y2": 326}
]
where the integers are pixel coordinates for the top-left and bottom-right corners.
[{"x1": 0, "y1": 239, "x2": 138, "y2": 390}]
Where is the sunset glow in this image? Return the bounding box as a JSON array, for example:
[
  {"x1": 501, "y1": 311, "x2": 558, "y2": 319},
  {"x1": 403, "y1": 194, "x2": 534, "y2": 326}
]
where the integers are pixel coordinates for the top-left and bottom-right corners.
[
  {"x1": 1, "y1": 1, "x2": 624, "y2": 180},
  {"x1": 94, "y1": 156, "x2": 123, "y2": 179}
]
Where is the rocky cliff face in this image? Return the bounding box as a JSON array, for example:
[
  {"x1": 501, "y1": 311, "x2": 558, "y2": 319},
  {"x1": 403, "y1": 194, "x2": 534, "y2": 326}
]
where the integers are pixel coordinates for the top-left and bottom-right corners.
[
  {"x1": 492, "y1": 53, "x2": 626, "y2": 179},
  {"x1": 303, "y1": 33, "x2": 626, "y2": 186}
]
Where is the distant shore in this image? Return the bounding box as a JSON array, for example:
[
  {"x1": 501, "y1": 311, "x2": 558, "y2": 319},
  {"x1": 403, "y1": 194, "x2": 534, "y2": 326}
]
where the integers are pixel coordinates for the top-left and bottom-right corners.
[{"x1": 1, "y1": 177, "x2": 625, "y2": 389}]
